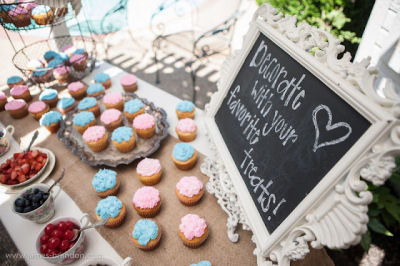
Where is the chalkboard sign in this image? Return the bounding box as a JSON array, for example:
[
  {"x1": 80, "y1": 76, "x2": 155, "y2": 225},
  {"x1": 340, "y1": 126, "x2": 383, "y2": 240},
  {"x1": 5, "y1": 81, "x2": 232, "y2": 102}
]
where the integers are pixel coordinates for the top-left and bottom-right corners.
[{"x1": 214, "y1": 33, "x2": 371, "y2": 234}]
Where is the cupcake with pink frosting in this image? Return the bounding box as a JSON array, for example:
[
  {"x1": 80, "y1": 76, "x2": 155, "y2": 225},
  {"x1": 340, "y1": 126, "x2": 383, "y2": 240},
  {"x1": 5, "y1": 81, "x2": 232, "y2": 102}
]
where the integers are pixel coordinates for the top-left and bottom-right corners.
[
  {"x1": 20, "y1": 2, "x2": 39, "y2": 15},
  {"x1": 176, "y1": 118, "x2": 197, "y2": 142},
  {"x1": 67, "y1": 81, "x2": 87, "y2": 100},
  {"x1": 9, "y1": 5, "x2": 31, "y2": 28},
  {"x1": 133, "y1": 113, "x2": 156, "y2": 139},
  {"x1": 103, "y1": 92, "x2": 123, "y2": 111},
  {"x1": 136, "y1": 158, "x2": 162, "y2": 185},
  {"x1": 178, "y1": 214, "x2": 208, "y2": 248},
  {"x1": 176, "y1": 176, "x2": 204, "y2": 206},
  {"x1": 69, "y1": 53, "x2": 87, "y2": 72},
  {"x1": 10, "y1": 85, "x2": 31, "y2": 102},
  {"x1": 0, "y1": 92, "x2": 7, "y2": 111},
  {"x1": 120, "y1": 74, "x2": 138, "y2": 92},
  {"x1": 100, "y1": 108, "x2": 123, "y2": 131},
  {"x1": 53, "y1": 65, "x2": 71, "y2": 84},
  {"x1": 28, "y1": 100, "x2": 49, "y2": 120},
  {"x1": 5, "y1": 99, "x2": 28, "y2": 119},
  {"x1": 82, "y1": 125, "x2": 109, "y2": 152},
  {"x1": 132, "y1": 186, "x2": 162, "y2": 218}
]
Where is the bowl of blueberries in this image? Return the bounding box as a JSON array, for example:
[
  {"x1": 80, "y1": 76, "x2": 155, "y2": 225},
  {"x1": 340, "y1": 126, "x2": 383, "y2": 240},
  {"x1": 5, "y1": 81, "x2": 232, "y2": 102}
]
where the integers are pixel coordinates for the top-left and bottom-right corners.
[{"x1": 12, "y1": 183, "x2": 60, "y2": 223}]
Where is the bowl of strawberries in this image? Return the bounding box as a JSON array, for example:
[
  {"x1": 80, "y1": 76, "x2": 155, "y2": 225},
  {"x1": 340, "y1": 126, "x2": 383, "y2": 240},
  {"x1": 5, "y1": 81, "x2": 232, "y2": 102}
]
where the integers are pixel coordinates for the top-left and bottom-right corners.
[{"x1": 0, "y1": 148, "x2": 49, "y2": 188}]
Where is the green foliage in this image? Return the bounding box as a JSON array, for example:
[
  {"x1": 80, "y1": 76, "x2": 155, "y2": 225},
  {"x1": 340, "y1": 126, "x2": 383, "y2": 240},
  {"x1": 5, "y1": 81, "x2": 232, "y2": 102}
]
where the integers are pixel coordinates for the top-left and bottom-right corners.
[
  {"x1": 256, "y1": 0, "x2": 375, "y2": 58},
  {"x1": 360, "y1": 158, "x2": 400, "y2": 251}
]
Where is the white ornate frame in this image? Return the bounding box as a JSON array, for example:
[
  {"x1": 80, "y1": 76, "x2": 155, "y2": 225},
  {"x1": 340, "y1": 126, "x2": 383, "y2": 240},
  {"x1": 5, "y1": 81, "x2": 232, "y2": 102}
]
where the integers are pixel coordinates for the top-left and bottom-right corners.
[{"x1": 200, "y1": 4, "x2": 400, "y2": 266}]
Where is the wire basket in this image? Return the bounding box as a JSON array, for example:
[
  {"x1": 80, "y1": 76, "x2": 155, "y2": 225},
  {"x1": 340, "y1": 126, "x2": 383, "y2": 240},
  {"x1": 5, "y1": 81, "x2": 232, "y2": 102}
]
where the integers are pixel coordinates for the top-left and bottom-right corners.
[
  {"x1": 0, "y1": 1, "x2": 74, "y2": 31},
  {"x1": 12, "y1": 35, "x2": 96, "y2": 87}
]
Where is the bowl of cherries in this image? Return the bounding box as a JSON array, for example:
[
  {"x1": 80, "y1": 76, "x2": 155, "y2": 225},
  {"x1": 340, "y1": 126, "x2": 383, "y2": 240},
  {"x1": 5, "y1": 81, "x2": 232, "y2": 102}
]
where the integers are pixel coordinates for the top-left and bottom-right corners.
[
  {"x1": 36, "y1": 214, "x2": 89, "y2": 264},
  {"x1": 12, "y1": 183, "x2": 59, "y2": 223}
]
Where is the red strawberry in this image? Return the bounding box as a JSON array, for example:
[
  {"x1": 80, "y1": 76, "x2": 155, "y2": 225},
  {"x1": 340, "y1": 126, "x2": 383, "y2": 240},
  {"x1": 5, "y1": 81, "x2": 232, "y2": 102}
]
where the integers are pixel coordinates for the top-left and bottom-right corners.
[
  {"x1": 31, "y1": 150, "x2": 39, "y2": 158},
  {"x1": 10, "y1": 171, "x2": 18, "y2": 180},
  {"x1": 17, "y1": 175, "x2": 26, "y2": 183},
  {"x1": 21, "y1": 163, "x2": 30, "y2": 175},
  {"x1": 0, "y1": 174, "x2": 7, "y2": 184},
  {"x1": 35, "y1": 164, "x2": 42, "y2": 172}
]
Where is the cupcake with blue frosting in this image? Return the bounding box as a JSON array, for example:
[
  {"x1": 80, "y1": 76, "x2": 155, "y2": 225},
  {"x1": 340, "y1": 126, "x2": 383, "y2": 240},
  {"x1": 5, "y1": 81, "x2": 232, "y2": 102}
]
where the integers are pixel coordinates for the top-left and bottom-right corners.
[
  {"x1": 190, "y1": 261, "x2": 212, "y2": 266},
  {"x1": 176, "y1": 100, "x2": 195, "y2": 119},
  {"x1": 57, "y1": 53, "x2": 69, "y2": 64},
  {"x1": 94, "y1": 72, "x2": 111, "y2": 89},
  {"x1": 47, "y1": 57, "x2": 64, "y2": 69},
  {"x1": 111, "y1": 126, "x2": 135, "y2": 153},
  {"x1": 131, "y1": 219, "x2": 161, "y2": 251},
  {"x1": 72, "y1": 48, "x2": 88, "y2": 58},
  {"x1": 7, "y1": 75, "x2": 24, "y2": 89},
  {"x1": 32, "y1": 67, "x2": 52, "y2": 83},
  {"x1": 43, "y1": 50, "x2": 58, "y2": 63},
  {"x1": 77, "y1": 97, "x2": 100, "y2": 117},
  {"x1": 95, "y1": 196, "x2": 126, "y2": 228},
  {"x1": 124, "y1": 98, "x2": 145, "y2": 122},
  {"x1": 32, "y1": 5, "x2": 53, "y2": 26},
  {"x1": 0, "y1": 4, "x2": 17, "y2": 23},
  {"x1": 40, "y1": 110, "x2": 62, "y2": 133},
  {"x1": 87, "y1": 83, "x2": 105, "y2": 97},
  {"x1": 57, "y1": 97, "x2": 75, "y2": 114},
  {"x1": 92, "y1": 169, "x2": 120, "y2": 198},
  {"x1": 172, "y1": 142, "x2": 197, "y2": 170},
  {"x1": 39, "y1": 88, "x2": 58, "y2": 107},
  {"x1": 73, "y1": 111, "x2": 95, "y2": 134}
]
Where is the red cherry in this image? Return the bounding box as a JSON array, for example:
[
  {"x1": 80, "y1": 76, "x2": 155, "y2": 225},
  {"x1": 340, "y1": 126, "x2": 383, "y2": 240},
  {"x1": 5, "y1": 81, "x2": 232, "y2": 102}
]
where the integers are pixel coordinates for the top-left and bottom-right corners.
[
  {"x1": 48, "y1": 237, "x2": 60, "y2": 249},
  {"x1": 40, "y1": 234, "x2": 50, "y2": 244},
  {"x1": 40, "y1": 243, "x2": 48, "y2": 254},
  {"x1": 69, "y1": 241, "x2": 76, "y2": 250},
  {"x1": 51, "y1": 229, "x2": 63, "y2": 238},
  {"x1": 63, "y1": 229, "x2": 74, "y2": 240},
  {"x1": 65, "y1": 221, "x2": 74, "y2": 230},
  {"x1": 44, "y1": 223, "x2": 55, "y2": 235},
  {"x1": 45, "y1": 248, "x2": 56, "y2": 257},
  {"x1": 57, "y1": 221, "x2": 68, "y2": 232},
  {"x1": 60, "y1": 239, "x2": 70, "y2": 252}
]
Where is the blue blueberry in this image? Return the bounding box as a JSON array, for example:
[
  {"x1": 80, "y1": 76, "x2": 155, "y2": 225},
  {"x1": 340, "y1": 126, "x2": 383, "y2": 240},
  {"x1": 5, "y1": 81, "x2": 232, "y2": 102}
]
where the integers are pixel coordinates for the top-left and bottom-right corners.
[
  {"x1": 42, "y1": 194, "x2": 49, "y2": 201},
  {"x1": 23, "y1": 206, "x2": 32, "y2": 213},
  {"x1": 15, "y1": 198, "x2": 24, "y2": 207}
]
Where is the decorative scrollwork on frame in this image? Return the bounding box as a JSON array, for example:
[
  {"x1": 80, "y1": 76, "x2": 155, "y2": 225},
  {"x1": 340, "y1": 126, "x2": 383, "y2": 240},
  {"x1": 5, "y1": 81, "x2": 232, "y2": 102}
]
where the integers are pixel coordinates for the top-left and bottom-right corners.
[
  {"x1": 200, "y1": 112, "x2": 251, "y2": 242},
  {"x1": 203, "y1": 3, "x2": 400, "y2": 266}
]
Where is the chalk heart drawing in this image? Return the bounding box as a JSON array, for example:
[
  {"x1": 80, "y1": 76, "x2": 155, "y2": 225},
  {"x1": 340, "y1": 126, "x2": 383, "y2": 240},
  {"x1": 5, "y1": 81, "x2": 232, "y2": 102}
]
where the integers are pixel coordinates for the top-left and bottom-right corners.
[{"x1": 312, "y1": 104, "x2": 352, "y2": 152}]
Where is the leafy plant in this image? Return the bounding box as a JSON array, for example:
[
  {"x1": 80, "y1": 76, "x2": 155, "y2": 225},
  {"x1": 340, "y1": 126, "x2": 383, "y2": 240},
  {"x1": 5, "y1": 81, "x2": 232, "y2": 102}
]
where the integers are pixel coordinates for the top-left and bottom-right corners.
[
  {"x1": 360, "y1": 157, "x2": 400, "y2": 251},
  {"x1": 256, "y1": 0, "x2": 375, "y2": 58}
]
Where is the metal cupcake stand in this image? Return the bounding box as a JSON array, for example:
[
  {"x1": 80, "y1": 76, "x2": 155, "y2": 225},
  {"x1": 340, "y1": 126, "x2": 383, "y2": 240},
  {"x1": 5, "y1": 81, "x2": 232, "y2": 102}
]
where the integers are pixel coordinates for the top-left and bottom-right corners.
[{"x1": 0, "y1": 0, "x2": 96, "y2": 88}]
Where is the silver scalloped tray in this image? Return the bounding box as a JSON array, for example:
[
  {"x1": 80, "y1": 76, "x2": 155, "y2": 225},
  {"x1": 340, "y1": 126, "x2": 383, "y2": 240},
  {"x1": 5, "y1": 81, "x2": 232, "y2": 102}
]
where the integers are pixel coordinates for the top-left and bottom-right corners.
[{"x1": 57, "y1": 93, "x2": 169, "y2": 167}]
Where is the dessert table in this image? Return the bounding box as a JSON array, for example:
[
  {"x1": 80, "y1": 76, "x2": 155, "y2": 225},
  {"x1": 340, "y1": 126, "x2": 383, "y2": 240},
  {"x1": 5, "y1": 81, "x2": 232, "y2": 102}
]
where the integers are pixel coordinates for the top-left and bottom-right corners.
[{"x1": 0, "y1": 61, "x2": 331, "y2": 266}]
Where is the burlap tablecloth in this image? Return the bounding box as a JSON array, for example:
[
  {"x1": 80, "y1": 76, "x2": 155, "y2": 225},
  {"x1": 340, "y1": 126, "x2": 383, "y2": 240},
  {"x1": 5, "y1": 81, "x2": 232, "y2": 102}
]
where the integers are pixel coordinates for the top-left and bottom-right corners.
[{"x1": 0, "y1": 93, "x2": 334, "y2": 266}]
